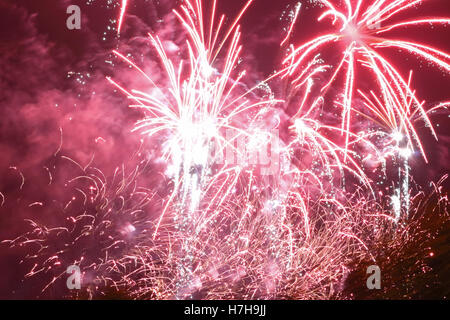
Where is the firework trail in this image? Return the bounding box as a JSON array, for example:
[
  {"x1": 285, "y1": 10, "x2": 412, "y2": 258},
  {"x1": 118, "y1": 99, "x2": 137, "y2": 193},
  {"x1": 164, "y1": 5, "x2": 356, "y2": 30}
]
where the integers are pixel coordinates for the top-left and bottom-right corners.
[
  {"x1": 118, "y1": 0, "x2": 128, "y2": 34},
  {"x1": 2, "y1": 0, "x2": 449, "y2": 300}
]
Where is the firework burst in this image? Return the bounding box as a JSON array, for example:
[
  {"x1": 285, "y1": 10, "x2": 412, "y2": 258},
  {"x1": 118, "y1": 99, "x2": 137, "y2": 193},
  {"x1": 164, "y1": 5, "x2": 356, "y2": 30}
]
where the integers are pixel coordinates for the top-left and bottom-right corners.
[
  {"x1": 282, "y1": 0, "x2": 450, "y2": 160},
  {"x1": 2, "y1": 0, "x2": 449, "y2": 300}
]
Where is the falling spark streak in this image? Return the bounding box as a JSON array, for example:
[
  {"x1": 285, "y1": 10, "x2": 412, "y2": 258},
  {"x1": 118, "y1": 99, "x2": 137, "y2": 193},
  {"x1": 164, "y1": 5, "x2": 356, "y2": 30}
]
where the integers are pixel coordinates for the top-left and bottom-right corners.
[
  {"x1": 280, "y1": 3, "x2": 302, "y2": 47},
  {"x1": 375, "y1": 18, "x2": 450, "y2": 34},
  {"x1": 117, "y1": 0, "x2": 128, "y2": 34}
]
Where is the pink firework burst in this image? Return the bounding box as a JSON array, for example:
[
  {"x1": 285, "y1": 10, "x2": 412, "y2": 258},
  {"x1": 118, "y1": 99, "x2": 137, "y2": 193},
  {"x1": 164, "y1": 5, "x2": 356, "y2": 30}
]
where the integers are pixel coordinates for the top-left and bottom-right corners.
[
  {"x1": 282, "y1": 0, "x2": 450, "y2": 161},
  {"x1": 2, "y1": 0, "x2": 449, "y2": 300}
]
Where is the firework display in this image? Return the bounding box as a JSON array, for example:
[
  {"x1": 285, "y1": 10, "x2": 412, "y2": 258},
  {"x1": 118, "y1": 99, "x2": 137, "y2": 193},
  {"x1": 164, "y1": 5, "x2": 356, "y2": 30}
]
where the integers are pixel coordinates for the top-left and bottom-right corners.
[{"x1": 0, "y1": 0, "x2": 449, "y2": 300}]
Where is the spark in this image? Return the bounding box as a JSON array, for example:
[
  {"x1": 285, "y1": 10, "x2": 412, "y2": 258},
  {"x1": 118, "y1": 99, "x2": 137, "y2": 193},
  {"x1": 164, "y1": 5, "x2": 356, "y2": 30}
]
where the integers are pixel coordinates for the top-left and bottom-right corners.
[
  {"x1": 118, "y1": 0, "x2": 128, "y2": 34},
  {"x1": 281, "y1": 2, "x2": 302, "y2": 47}
]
